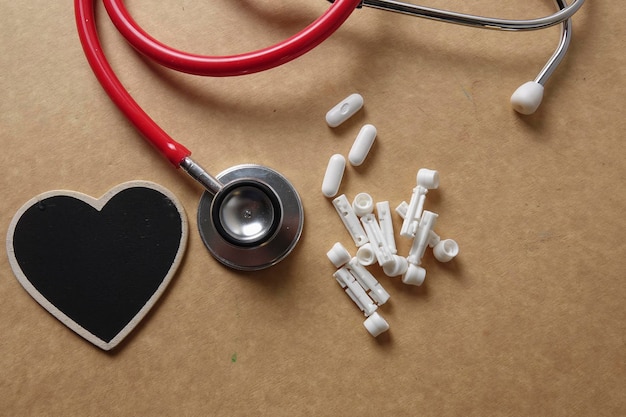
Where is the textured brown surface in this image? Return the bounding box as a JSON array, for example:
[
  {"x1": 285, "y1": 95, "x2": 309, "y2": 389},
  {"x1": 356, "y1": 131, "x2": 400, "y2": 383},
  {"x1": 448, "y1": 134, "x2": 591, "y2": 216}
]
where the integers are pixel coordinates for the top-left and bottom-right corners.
[{"x1": 1, "y1": 1, "x2": 624, "y2": 416}]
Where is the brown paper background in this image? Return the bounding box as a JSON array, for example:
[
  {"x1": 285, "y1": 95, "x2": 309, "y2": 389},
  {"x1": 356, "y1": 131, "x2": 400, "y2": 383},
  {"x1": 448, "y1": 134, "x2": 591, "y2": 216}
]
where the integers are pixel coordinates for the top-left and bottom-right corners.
[{"x1": 1, "y1": 1, "x2": 624, "y2": 416}]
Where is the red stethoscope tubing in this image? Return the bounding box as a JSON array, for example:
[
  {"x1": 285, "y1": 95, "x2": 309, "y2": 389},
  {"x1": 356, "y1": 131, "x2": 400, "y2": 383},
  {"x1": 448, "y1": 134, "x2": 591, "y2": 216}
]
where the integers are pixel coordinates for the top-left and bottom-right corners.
[
  {"x1": 74, "y1": 0, "x2": 361, "y2": 166},
  {"x1": 103, "y1": 0, "x2": 362, "y2": 77},
  {"x1": 75, "y1": 0, "x2": 190, "y2": 165}
]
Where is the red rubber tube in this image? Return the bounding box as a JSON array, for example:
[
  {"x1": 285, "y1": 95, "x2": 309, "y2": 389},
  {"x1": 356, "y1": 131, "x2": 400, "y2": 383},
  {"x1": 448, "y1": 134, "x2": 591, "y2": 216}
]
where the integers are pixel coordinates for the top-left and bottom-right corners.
[
  {"x1": 75, "y1": 0, "x2": 191, "y2": 166},
  {"x1": 74, "y1": 0, "x2": 360, "y2": 166},
  {"x1": 103, "y1": 0, "x2": 362, "y2": 76}
]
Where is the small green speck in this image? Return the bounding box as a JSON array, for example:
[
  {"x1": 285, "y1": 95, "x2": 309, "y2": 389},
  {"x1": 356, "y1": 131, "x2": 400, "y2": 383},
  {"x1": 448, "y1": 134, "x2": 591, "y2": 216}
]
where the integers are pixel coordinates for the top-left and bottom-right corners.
[{"x1": 231, "y1": 353, "x2": 237, "y2": 363}]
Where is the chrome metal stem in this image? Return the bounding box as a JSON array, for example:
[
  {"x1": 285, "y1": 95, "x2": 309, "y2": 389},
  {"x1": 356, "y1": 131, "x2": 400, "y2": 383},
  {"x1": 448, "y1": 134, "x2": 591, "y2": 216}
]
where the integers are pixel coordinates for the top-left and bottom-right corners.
[
  {"x1": 358, "y1": 0, "x2": 584, "y2": 31},
  {"x1": 179, "y1": 157, "x2": 224, "y2": 196},
  {"x1": 535, "y1": 0, "x2": 572, "y2": 85},
  {"x1": 342, "y1": 0, "x2": 581, "y2": 86}
]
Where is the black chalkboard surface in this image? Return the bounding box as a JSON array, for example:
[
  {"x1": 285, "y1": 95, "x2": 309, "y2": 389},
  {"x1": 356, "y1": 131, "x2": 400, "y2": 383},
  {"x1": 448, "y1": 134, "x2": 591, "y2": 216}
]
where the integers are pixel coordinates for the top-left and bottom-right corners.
[{"x1": 6, "y1": 182, "x2": 188, "y2": 350}]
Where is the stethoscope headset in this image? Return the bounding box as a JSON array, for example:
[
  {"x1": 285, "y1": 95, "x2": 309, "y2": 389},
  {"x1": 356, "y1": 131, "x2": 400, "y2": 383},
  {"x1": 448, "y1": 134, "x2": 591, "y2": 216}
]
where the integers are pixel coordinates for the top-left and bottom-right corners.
[{"x1": 74, "y1": 0, "x2": 585, "y2": 270}]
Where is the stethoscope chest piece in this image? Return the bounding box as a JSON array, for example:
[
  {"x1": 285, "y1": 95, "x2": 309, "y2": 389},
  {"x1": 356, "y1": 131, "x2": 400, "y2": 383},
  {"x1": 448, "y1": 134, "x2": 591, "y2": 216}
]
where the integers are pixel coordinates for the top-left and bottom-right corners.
[{"x1": 197, "y1": 165, "x2": 304, "y2": 271}]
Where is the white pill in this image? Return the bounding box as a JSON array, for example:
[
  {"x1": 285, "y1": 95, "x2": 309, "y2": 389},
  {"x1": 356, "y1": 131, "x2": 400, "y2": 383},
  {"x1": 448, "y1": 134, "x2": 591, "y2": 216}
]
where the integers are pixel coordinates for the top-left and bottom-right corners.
[
  {"x1": 325, "y1": 93, "x2": 364, "y2": 127},
  {"x1": 348, "y1": 124, "x2": 377, "y2": 166},
  {"x1": 322, "y1": 154, "x2": 346, "y2": 197}
]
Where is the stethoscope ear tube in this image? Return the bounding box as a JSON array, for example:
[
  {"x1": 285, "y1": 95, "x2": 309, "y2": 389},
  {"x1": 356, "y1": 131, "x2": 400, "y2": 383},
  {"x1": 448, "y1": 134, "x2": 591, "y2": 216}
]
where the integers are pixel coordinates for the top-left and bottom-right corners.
[
  {"x1": 355, "y1": 0, "x2": 584, "y2": 31},
  {"x1": 102, "y1": 0, "x2": 363, "y2": 76},
  {"x1": 350, "y1": 0, "x2": 583, "y2": 114},
  {"x1": 75, "y1": 0, "x2": 361, "y2": 164},
  {"x1": 75, "y1": 0, "x2": 192, "y2": 166}
]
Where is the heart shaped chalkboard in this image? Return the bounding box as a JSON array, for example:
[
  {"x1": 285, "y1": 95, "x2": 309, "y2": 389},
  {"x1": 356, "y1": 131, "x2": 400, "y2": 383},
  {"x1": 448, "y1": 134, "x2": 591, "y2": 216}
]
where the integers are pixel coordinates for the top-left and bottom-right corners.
[{"x1": 6, "y1": 181, "x2": 188, "y2": 350}]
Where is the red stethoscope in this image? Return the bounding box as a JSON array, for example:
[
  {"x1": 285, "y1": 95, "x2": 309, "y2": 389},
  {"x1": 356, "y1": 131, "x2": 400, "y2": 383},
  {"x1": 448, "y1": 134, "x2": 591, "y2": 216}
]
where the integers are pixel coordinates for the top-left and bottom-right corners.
[
  {"x1": 74, "y1": 0, "x2": 583, "y2": 270},
  {"x1": 74, "y1": 0, "x2": 363, "y2": 270}
]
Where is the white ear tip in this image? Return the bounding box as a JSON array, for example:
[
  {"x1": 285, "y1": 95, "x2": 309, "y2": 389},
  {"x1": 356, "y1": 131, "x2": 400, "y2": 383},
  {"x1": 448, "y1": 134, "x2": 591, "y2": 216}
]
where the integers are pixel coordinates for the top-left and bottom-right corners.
[{"x1": 510, "y1": 81, "x2": 544, "y2": 115}]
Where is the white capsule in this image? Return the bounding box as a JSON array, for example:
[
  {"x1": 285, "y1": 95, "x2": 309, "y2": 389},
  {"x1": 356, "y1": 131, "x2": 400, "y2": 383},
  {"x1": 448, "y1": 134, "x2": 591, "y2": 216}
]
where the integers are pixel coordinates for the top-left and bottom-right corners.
[
  {"x1": 327, "y1": 242, "x2": 352, "y2": 268},
  {"x1": 348, "y1": 124, "x2": 377, "y2": 166},
  {"x1": 433, "y1": 239, "x2": 459, "y2": 263},
  {"x1": 356, "y1": 243, "x2": 376, "y2": 266},
  {"x1": 361, "y1": 214, "x2": 394, "y2": 267},
  {"x1": 376, "y1": 201, "x2": 397, "y2": 255},
  {"x1": 332, "y1": 194, "x2": 369, "y2": 247},
  {"x1": 352, "y1": 192, "x2": 374, "y2": 217},
  {"x1": 400, "y1": 186, "x2": 428, "y2": 238},
  {"x1": 382, "y1": 255, "x2": 408, "y2": 277},
  {"x1": 402, "y1": 263, "x2": 426, "y2": 286},
  {"x1": 417, "y1": 168, "x2": 439, "y2": 189},
  {"x1": 363, "y1": 312, "x2": 390, "y2": 337},
  {"x1": 395, "y1": 201, "x2": 409, "y2": 219},
  {"x1": 334, "y1": 267, "x2": 377, "y2": 317},
  {"x1": 322, "y1": 154, "x2": 346, "y2": 197},
  {"x1": 325, "y1": 93, "x2": 364, "y2": 127},
  {"x1": 407, "y1": 211, "x2": 438, "y2": 265},
  {"x1": 347, "y1": 258, "x2": 390, "y2": 306}
]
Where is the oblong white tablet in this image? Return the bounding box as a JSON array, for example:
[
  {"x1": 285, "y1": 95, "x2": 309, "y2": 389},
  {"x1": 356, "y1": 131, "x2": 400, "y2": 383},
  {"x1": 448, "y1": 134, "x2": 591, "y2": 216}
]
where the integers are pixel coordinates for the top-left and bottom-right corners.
[
  {"x1": 322, "y1": 154, "x2": 346, "y2": 197},
  {"x1": 348, "y1": 124, "x2": 377, "y2": 166},
  {"x1": 325, "y1": 93, "x2": 364, "y2": 127}
]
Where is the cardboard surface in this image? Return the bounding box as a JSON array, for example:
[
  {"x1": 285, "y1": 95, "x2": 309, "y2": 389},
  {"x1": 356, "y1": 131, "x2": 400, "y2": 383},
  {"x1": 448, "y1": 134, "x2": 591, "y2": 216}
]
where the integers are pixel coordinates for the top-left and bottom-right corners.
[{"x1": 1, "y1": 1, "x2": 624, "y2": 415}]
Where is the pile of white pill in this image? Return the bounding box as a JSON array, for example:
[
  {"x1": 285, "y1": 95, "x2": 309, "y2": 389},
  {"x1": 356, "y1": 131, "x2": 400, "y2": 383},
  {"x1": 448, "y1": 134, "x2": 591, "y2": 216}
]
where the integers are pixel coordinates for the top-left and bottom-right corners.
[{"x1": 322, "y1": 94, "x2": 459, "y2": 338}]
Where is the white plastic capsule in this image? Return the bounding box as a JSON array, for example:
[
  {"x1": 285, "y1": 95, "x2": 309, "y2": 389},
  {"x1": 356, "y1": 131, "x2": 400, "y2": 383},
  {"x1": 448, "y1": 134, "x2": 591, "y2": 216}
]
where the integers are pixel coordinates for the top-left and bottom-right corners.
[
  {"x1": 382, "y1": 255, "x2": 408, "y2": 277},
  {"x1": 402, "y1": 263, "x2": 426, "y2": 286},
  {"x1": 433, "y1": 239, "x2": 459, "y2": 263},
  {"x1": 417, "y1": 168, "x2": 440, "y2": 189},
  {"x1": 334, "y1": 267, "x2": 377, "y2": 317},
  {"x1": 322, "y1": 154, "x2": 346, "y2": 197},
  {"x1": 356, "y1": 243, "x2": 376, "y2": 266},
  {"x1": 352, "y1": 193, "x2": 374, "y2": 217},
  {"x1": 363, "y1": 312, "x2": 390, "y2": 337},
  {"x1": 395, "y1": 201, "x2": 409, "y2": 219},
  {"x1": 327, "y1": 242, "x2": 352, "y2": 268},
  {"x1": 361, "y1": 214, "x2": 394, "y2": 267},
  {"x1": 407, "y1": 211, "x2": 439, "y2": 265},
  {"x1": 347, "y1": 258, "x2": 390, "y2": 305},
  {"x1": 332, "y1": 195, "x2": 369, "y2": 247},
  {"x1": 400, "y1": 186, "x2": 428, "y2": 238},
  {"x1": 348, "y1": 124, "x2": 377, "y2": 166},
  {"x1": 376, "y1": 201, "x2": 397, "y2": 255},
  {"x1": 325, "y1": 93, "x2": 364, "y2": 127}
]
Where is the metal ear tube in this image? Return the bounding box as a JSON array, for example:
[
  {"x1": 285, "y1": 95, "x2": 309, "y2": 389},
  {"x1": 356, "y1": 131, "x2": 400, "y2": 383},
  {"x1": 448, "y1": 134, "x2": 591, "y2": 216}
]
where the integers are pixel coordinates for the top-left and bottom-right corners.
[{"x1": 330, "y1": 0, "x2": 584, "y2": 114}]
